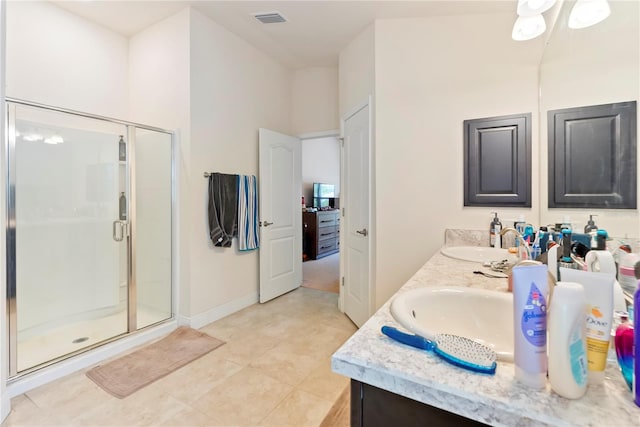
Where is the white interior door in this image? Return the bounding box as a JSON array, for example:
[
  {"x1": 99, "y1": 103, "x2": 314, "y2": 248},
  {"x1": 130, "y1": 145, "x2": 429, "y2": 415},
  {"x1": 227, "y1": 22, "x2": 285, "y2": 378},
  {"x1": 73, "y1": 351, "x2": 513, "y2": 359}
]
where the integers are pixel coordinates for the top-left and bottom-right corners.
[
  {"x1": 258, "y1": 128, "x2": 302, "y2": 303},
  {"x1": 342, "y1": 102, "x2": 371, "y2": 327}
]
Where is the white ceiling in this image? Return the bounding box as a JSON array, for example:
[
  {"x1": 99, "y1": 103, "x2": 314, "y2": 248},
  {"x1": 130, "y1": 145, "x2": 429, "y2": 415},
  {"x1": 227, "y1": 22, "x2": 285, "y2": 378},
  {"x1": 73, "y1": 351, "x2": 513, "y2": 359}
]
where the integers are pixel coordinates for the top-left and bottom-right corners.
[{"x1": 49, "y1": 1, "x2": 517, "y2": 69}]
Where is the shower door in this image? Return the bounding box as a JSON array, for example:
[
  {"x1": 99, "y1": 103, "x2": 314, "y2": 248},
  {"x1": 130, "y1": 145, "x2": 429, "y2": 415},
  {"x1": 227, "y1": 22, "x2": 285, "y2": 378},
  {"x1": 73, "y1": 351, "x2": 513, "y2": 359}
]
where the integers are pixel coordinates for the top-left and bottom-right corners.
[{"x1": 7, "y1": 102, "x2": 130, "y2": 374}]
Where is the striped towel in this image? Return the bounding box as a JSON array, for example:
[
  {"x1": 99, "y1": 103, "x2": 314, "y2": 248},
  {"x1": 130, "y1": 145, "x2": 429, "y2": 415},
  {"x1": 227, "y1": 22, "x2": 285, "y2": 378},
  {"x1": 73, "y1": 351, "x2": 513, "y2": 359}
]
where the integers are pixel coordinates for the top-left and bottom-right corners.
[{"x1": 237, "y1": 175, "x2": 259, "y2": 251}]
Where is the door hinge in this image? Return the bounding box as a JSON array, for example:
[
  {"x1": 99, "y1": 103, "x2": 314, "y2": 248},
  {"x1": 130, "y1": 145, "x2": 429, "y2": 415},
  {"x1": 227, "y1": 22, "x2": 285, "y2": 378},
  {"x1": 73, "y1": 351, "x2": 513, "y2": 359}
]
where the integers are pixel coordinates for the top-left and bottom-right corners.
[
  {"x1": 341, "y1": 277, "x2": 345, "y2": 287},
  {"x1": 338, "y1": 137, "x2": 345, "y2": 146},
  {"x1": 342, "y1": 207, "x2": 345, "y2": 217}
]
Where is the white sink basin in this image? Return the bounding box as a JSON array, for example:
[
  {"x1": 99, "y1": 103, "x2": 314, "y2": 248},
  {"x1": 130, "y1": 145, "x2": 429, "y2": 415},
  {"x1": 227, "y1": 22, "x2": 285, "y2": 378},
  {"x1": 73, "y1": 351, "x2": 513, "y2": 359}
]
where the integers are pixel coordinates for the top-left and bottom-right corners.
[
  {"x1": 441, "y1": 246, "x2": 512, "y2": 263},
  {"x1": 390, "y1": 287, "x2": 514, "y2": 361}
]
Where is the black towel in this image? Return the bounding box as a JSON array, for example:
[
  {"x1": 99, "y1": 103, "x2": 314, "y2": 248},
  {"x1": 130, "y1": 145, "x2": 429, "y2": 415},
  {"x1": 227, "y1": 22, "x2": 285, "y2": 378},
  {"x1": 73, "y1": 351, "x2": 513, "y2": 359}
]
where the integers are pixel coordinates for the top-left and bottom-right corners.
[{"x1": 208, "y1": 173, "x2": 238, "y2": 247}]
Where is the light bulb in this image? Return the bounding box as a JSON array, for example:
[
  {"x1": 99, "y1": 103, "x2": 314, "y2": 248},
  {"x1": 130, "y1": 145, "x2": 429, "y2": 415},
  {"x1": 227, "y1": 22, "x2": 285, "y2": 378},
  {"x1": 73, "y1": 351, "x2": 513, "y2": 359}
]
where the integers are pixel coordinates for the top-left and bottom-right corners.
[
  {"x1": 569, "y1": 0, "x2": 611, "y2": 29},
  {"x1": 512, "y1": 14, "x2": 546, "y2": 41},
  {"x1": 517, "y1": 0, "x2": 557, "y2": 16}
]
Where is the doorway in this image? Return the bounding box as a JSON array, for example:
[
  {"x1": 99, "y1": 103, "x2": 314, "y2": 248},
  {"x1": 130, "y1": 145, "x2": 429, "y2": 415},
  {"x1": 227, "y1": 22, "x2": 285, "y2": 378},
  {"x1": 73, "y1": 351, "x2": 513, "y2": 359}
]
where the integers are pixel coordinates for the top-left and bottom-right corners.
[{"x1": 301, "y1": 134, "x2": 341, "y2": 295}]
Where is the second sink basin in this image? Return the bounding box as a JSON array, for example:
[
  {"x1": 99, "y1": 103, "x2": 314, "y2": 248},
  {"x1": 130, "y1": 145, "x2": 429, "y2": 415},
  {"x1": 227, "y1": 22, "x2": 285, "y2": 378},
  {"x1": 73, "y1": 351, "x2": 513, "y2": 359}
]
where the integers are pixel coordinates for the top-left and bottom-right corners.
[{"x1": 390, "y1": 287, "x2": 514, "y2": 361}]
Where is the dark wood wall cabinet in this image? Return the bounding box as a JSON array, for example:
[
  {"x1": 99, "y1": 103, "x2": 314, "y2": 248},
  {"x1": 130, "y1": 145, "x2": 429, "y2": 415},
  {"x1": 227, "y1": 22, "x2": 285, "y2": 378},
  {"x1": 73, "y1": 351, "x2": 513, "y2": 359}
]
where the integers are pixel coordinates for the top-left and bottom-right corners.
[
  {"x1": 548, "y1": 101, "x2": 637, "y2": 209},
  {"x1": 303, "y1": 210, "x2": 340, "y2": 260},
  {"x1": 464, "y1": 113, "x2": 532, "y2": 207},
  {"x1": 350, "y1": 380, "x2": 487, "y2": 427}
]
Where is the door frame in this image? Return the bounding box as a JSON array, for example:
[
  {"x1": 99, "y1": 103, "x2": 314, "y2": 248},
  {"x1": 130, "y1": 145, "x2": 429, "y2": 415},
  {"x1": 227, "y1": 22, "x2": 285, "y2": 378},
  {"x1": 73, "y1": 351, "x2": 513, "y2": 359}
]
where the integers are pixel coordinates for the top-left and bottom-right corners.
[{"x1": 338, "y1": 95, "x2": 374, "y2": 317}]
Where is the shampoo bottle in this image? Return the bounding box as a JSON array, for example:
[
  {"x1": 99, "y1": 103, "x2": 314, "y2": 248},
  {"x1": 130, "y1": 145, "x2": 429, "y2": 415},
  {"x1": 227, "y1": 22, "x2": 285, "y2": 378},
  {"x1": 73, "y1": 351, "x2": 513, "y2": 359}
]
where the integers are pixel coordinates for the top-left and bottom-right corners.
[
  {"x1": 512, "y1": 264, "x2": 549, "y2": 389},
  {"x1": 490, "y1": 212, "x2": 502, "y2": 248},
  {"x1": 634, "y1": 263, "x2": 640, "y2": 406},
  {"x1": 548, "y1": 282, "x2": 588, "y2": 399}
]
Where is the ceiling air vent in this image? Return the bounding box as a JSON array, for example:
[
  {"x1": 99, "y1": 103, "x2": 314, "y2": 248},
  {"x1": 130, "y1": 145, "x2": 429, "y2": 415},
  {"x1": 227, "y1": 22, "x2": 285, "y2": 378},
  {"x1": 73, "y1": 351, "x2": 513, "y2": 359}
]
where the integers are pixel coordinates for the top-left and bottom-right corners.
[{"x1": 253, "y1": 12, "x2": 287, "y2": 24}]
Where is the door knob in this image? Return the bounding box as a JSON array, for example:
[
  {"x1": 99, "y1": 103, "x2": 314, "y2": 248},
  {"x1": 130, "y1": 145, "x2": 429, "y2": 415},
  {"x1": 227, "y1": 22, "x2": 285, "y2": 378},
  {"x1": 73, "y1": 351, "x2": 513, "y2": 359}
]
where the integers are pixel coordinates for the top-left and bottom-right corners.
[
  {"x1": 262, "y1": 221, "x2": 274, "y2": 227},
  {"x1": 356, "y1": 228, "x2": 368, "y2": 236}
]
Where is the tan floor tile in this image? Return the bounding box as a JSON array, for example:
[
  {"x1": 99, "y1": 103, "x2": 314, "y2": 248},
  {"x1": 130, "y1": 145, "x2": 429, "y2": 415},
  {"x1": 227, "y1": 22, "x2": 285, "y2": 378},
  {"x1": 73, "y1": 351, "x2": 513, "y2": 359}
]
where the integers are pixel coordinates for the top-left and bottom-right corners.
[
  {"x1": 212, "y1": 329, "x2": 280, "y2": 365},
  {"x1": 26, "y1": 371, "x2": 118, "y2": 413},
  {"x1": 1, "y1": 395, "x2": 64, "y2": 427},
  {"x1": 68, "y1": 385, "x2": 191, "y2": 427},
  {"x1": 259, "y1": 389, "x2": 333, "y2": 427},
  {"x1": 298, "y1": 359, "x2": 350, "y2": 402},
  {"x1": 159, "y1": 406, "x2": 223, "y2": 427},
  {"x1": 7, "y1": 287, "x2": 351, "y2": 427},
  {"x1": 248, "y1": 342, "x2": 325, "y2": 386},
  {"x1": 154, "y1": 351, "x2": 243, "y2": 404},
  {"x1": 193, "y1": 366, "x2": 293, "y2": 426}
]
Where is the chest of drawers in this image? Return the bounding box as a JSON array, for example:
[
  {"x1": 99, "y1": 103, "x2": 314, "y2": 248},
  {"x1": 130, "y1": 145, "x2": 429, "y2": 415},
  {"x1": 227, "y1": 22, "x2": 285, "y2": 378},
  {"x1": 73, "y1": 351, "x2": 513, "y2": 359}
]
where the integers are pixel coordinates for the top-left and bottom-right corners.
[{"x1": 303, "y1": 210, "x2": 340, "y2": 260}]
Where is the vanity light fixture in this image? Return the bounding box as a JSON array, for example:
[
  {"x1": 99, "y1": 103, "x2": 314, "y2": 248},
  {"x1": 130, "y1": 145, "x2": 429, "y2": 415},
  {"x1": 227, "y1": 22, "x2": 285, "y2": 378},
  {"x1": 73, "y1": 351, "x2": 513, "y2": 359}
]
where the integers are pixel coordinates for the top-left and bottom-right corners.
[
  {"x1": 517, "y1": 0, "x2": 557, "y2": 16},
  {"x1": 512, "y1": 14, "x2": 547, "y2": 41},
  {"x1": 22, "y1": 133, "x2": 43, "y2": 142},
  {"x1": 568, "y1": 0, "x2": 611, "y2": 29},
  {"x1": 43, "y1": 135, "x2": 64, "y2": 145}
]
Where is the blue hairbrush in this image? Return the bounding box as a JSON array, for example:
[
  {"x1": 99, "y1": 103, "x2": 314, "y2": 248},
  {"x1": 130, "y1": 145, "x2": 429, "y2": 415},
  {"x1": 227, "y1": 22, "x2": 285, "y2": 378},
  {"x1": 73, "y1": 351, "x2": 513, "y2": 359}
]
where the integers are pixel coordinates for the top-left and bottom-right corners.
[{"x1": 381, "y1": 326, "x2": 497, "y2": 375}]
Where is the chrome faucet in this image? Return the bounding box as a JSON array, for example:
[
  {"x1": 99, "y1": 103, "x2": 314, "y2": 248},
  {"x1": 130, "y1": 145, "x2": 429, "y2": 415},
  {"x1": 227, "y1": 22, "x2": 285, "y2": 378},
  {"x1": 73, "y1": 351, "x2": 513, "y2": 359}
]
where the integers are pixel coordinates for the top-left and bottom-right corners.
[{"x1": 500, "y1": 227, "x2": 532, "y2": 260}]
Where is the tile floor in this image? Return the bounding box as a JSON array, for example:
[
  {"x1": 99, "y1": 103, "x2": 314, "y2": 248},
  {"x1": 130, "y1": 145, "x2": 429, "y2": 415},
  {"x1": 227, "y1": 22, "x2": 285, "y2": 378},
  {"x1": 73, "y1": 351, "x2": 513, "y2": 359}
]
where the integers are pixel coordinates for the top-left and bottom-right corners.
[{"x1": 1, "y1": 287, "x2": 356, "y2": 427}]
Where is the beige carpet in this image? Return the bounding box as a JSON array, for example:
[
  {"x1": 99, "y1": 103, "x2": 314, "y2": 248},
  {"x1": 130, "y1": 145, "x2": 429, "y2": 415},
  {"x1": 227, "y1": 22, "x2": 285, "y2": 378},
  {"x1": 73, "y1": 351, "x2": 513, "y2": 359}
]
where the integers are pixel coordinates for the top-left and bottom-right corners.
[
  {"x1": 86, "y1": 327, "x2": 225, "y2": 398},
  {"x1": 302, "y1": 252, "x2": 340, "y2": 293}
]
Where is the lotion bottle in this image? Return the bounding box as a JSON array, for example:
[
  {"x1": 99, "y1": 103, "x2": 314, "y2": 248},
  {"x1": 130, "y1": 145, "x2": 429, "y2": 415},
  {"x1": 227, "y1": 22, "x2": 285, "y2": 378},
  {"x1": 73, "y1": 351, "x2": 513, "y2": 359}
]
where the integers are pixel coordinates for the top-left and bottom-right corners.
[
  {"x1": 490, "y1": 212, "x2": 502, "y2": 248},
  {"x1": 548, "y1": 282, "x2": 588, "y2": 399},
  {"x1": 512, "y1": 264, "x2": 549, "y2": 389}
]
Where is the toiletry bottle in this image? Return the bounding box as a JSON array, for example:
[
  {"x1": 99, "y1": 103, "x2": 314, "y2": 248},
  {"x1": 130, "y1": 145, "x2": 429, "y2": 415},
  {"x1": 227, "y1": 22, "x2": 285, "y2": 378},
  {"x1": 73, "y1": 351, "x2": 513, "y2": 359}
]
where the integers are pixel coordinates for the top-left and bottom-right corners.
[
  {"x1": 584, "y1": 215, "x2": 598, "y2": 234},
  {"x1": 558, "y1": 229, "x2": 576, "y2": 272},
  {"x1": 490, "y1": 212, "x2": 502, "y2": 248},
  {"x1": 596, "y1": 229, "x2": 607, "y2": 251},
  {"x1": 584, "y1": 215, "x2": 598, "y2": 248},
  {"x1": 619, "y1": 252, "x2": 640, "y2": 296},
  {"x1": 614, "y1": 312, "x2": 633, "y2": 391},
  {"x1": 561, "y1": 215, "x2": 572, "y2": 232},
  {"x1": 548, "y1": 282, "x2": 588, "y2": 399},
  {"x1": 119, "y1": 192, "x2": 127, "y2": 221},
  {"x1": 512, "y1": 264, "x2": 549, "y2": 389},
  {"x1": 634, "y1": 272, "x2": 640, "y2": 406},
  {"x1": 514, "y1": 216, "x2": 526, "y2": 250},
  {"x1": 118, "y1": 135, "x2": 126, "y2": 161}
]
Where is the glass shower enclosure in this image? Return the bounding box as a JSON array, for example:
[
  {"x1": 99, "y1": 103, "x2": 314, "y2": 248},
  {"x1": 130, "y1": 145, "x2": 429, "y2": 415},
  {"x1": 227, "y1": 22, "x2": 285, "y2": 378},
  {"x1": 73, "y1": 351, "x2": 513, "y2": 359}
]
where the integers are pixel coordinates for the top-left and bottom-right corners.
[{"x1": 5, "y1": 99, "x2": 173, "y2": 376}]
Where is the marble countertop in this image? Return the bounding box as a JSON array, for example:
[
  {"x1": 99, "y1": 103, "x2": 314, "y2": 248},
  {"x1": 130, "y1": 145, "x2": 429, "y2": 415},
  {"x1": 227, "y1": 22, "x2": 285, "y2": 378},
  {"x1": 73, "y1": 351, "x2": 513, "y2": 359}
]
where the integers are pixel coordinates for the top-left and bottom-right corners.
[{"x1": 331, "y1": 249, "x2": 639, "y2": 426}]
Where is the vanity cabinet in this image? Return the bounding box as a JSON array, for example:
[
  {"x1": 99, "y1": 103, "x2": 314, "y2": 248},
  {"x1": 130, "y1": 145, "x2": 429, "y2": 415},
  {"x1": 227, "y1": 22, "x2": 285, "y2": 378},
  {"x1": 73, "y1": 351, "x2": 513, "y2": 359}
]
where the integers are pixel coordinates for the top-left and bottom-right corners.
[
  {"x1": 350, "y1": 380, "x2": 486, "y2": 427},
  {"x1": 303, "y1": 210, "x2": 340, "y2": 260}
]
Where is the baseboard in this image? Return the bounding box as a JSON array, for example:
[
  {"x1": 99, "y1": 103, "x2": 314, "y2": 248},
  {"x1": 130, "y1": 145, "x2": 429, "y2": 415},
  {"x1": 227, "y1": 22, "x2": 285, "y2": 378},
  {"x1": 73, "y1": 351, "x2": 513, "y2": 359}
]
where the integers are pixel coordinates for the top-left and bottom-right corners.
[
  {"x1": 0, "y1": 393, "x2": 9, "y2": 423},
  {"x1": 186, "y1": 292, "x2": 259, "y2": 329},
  {"x1": 6, "y1": 320, "x2": 177, "y2": 398}
]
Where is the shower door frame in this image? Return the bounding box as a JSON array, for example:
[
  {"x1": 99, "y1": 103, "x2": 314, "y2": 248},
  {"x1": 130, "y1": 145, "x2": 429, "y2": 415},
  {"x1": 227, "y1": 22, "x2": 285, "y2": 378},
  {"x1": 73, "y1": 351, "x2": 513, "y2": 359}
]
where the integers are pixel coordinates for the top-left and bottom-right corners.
[{"x1": 5, "y1": 98, "x2": 175, "y2": 378}]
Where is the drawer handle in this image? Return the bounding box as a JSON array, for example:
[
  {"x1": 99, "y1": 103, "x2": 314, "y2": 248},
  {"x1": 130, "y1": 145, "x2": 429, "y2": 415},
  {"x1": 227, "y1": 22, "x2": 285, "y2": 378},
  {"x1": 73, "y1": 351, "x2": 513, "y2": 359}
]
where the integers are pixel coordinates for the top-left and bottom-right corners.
[
  {"x1": 320, "y1": 220, "x2": 332, "y2": 223},
  {"x1": 320, "y1": 246, "x2": 332, "y2": 249},
  {"x1": 320, "y1": 233, "x2": 333, "y2": 236}
]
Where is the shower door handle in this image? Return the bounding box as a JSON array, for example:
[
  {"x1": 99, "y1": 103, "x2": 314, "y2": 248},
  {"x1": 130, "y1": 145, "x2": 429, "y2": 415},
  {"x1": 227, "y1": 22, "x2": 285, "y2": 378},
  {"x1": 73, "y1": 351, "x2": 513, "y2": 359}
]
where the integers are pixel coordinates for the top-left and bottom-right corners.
[{"x1": 113, "y1": 220, "x2": 126, "y2": 242}]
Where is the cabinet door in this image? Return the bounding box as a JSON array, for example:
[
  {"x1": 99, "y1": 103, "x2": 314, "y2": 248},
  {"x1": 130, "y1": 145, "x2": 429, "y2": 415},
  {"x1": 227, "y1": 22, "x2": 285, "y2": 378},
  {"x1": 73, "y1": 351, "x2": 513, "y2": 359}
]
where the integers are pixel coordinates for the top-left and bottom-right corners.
[{"x1": 464, "y1": 113, "x2": 531, "y2": 207}]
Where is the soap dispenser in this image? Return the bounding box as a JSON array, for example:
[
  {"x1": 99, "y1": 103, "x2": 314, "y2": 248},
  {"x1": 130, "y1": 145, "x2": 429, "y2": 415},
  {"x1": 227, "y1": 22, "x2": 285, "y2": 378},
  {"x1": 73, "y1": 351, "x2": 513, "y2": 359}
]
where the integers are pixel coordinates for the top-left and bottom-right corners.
[
  {"x1": 584, "y1": 215, "x2": 598, "y2": 233},
  {"x1": 584, "y1": 215, "x2": 598, "y2": 248},
  {"x1": 490, "y1": 212, "x2": 502, "y2": 248}
]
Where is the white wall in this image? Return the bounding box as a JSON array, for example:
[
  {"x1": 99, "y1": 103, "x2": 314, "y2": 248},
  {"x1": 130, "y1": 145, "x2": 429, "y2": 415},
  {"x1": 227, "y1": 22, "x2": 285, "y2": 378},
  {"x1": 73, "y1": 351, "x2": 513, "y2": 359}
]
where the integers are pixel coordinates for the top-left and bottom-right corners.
[
  {"x1": 339, "y1": 24, "x2": 375, "y2": 117},
  {"x1": 539, "y1": 0, "x2": 640, "y2": 238},
  {"x1": 372, "y1": 14, "x2": 542, "y2": 307},
  {"x1": 128, "y1": 8, "x2": 191, "y2": 317},
  {"x1": 5, "y1": 1, "x2": 128, "y2": 118},
  {"x1": 291, "y1": 67, "x2": 339, "y2": 135},
  {"x1": 188, "y1": 8, "x2": 291, "y2": 319},
  {"x1": 302, "y1": 136, "x2": 341, "y2": 204}
]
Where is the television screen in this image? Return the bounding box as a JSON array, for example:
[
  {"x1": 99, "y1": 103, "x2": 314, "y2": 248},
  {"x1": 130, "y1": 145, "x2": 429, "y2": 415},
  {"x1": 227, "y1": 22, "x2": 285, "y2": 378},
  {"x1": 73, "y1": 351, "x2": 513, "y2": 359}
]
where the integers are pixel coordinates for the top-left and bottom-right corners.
[{"x1": 313, "y1": 183, "x2": 335, "y2": 198}]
